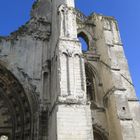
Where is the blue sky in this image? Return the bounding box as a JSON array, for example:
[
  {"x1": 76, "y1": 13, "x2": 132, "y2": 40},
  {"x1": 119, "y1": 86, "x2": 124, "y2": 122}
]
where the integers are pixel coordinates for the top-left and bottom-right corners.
[{"x1": 0, "y1": 0, "x2": 140, "y2": 99}]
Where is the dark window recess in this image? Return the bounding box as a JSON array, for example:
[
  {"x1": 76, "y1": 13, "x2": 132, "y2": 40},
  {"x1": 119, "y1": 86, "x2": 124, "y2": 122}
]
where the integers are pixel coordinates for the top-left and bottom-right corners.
[{"x1": 122, "y1": 107, "x2": 126, "y2": 111}]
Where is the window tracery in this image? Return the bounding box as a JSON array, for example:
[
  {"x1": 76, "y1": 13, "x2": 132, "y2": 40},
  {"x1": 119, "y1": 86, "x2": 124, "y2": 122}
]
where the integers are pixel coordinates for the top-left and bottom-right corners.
[
  {"x1": 86, "y1": 73, "x2": 95, "y2": 101},
  {"x1": 85, "y1": 64, "x2": 96, "y2": 103}
]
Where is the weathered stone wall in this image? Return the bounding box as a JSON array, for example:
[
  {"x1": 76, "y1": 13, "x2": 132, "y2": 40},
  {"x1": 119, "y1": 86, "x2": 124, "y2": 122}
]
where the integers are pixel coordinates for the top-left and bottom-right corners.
[
  {"x1": 77, "y1": 12, "x2": 140, "y2": 140},
  {"x1": 0, "y1": 0, "x2": 140, "y2": 140},
  {"x1": 0, "y1": 17, "x2": 51, "y2": 104},
  {"x1": 0, "y1": 5, "x2": 51, "y2": 138}
]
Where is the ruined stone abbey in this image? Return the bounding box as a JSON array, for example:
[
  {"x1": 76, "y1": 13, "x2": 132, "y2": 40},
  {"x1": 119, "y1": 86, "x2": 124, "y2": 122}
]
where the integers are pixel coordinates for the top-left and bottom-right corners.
[{"x1": 0, "y1": 0, "x2": 140, "y2": 140}]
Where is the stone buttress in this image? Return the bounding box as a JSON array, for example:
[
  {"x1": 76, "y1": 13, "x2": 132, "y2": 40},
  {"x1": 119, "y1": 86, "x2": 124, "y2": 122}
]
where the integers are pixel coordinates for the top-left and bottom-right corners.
[{"x1": 48, "y1": 0, "x2": 93, "y2": 140}]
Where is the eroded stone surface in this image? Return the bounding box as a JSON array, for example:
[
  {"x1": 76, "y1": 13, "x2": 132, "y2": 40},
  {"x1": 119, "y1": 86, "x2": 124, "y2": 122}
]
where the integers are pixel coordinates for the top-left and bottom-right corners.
[{"x1": 0, "y1": 0, "x2": 140, "y2": 140}]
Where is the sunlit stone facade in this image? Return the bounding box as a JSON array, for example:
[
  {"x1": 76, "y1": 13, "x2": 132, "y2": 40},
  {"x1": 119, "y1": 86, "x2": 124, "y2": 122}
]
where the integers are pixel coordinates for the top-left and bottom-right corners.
[{"x1": 0, "y1": 0, "x2": 140, "y2": 140}]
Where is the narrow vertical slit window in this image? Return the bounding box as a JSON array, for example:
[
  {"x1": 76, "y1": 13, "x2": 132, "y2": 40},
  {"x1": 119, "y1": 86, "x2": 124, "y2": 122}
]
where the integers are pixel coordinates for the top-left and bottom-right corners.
[{"x1": 43, "y1": 72, "x2": 50, "y2": 103}]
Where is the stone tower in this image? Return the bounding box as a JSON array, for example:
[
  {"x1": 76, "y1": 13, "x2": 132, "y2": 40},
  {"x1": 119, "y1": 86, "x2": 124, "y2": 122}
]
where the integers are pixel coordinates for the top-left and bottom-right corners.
[{"x1": 0, "y1": 0, "x2": 140, "y2": 140}]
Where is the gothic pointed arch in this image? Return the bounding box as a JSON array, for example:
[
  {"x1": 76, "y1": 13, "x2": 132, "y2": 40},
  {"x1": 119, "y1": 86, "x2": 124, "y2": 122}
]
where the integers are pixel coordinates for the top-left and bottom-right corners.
[
  {"x1": 0, "y1": 63, "x2": 36, "y2": 140},
  {"x1": 78, "y1": 28, "x2": 94, "y2": 51},
  {"x1": 85, "y1": 62, "x2": 101, "y2": 84},
  {"x1": 85, "y1": 62, "x2": 102, "y2": 106},
  {"x1": 78, "y1": 31, "x2": 89, "y2": 51}
]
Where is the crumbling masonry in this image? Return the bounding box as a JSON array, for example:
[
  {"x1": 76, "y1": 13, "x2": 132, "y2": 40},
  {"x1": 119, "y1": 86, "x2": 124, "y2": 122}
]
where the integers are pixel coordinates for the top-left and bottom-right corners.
[{"x1": 0, "y1": 0, "x2": 140, "y2": 140}]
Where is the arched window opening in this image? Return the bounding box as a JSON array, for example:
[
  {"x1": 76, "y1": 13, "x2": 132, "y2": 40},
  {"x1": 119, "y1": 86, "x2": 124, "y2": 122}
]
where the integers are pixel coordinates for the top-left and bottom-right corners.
[
  {"x1": 85, "y1": 64, "x2": 96, "y2": 103},
  {"x1": 86, "y1": 70, "x2": 95, "y2": 102},
  {"x1": 78, "y1": 32, "x2": 89, "y2": 52},
  {"x1": 78, "y1": 37, "x2": 88, "y2": 52}
]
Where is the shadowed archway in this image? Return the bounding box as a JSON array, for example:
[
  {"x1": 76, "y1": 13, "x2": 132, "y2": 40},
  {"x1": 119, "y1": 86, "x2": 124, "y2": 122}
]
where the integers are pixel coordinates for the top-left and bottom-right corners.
[
  {"x1": 94, "y1": 131, "x2": 107, "y2": 140},
  {"x1": 0, "y1": 64, "x2": 35, "y2": 140}
]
